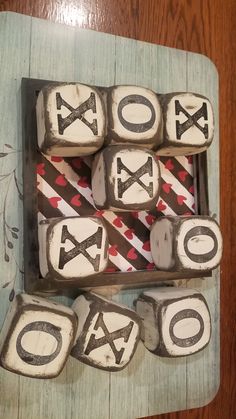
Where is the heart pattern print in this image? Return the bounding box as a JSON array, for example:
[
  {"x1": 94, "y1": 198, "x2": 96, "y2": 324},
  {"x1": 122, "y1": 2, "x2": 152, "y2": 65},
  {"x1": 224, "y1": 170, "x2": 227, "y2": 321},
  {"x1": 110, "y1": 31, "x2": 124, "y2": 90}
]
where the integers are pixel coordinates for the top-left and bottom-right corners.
[{"x1": 37, "y1": 153, "x2": 195, "y2": 273}]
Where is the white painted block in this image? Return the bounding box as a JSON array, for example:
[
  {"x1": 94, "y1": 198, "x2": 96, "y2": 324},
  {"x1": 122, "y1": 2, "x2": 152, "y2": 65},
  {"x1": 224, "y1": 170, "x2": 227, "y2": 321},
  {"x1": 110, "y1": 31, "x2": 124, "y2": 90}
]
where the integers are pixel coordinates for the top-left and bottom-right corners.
[
  {"x1": 92, "y1": 145, "x2": 161, "y2": 211},
  {"x1": 71, "y1": 293, "x2": 141, "y2": 371},
  {"x1": 36, "y1": 83, "x2": 106, "y2": 156},
  {"x1": 135, "y1": 287, "x2": 211, "y2": 357},
  {"x1": 150, "y1": 216, "x2": 223, "y2": 272},
  {"x1": 38, "y1": 216, "x2": 109, "y2": 282},
  {"x1": 157, "y1": 92, "x2": 214, "y2": 155},
  {"x1": 107, "y1": 85, "x2": 163, "y2": 149},
  {"x1": 0, "y1": 294, "x2": 77, "y2": 378}
]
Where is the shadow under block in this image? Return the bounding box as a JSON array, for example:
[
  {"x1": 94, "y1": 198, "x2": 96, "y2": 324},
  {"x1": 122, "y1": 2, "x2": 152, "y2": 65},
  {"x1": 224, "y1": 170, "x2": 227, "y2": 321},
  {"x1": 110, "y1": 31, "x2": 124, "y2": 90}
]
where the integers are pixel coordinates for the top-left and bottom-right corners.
[{"x1": 0, "y1": 12, "x2": 220, "y2": 419}]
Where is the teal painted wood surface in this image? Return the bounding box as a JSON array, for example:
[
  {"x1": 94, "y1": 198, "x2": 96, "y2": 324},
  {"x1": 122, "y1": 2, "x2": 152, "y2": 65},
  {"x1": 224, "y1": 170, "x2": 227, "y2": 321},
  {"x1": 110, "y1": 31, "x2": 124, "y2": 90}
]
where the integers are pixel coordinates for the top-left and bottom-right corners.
[{"x1": 0, "y1": 12, "x2": 220, "y2": 419}]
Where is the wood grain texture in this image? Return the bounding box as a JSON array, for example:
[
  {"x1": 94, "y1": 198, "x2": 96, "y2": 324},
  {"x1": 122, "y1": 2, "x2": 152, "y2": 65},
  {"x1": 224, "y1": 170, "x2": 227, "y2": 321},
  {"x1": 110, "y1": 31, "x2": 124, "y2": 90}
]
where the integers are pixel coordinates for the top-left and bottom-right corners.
[
  {"x1": 0, "y1": 0, "x2": 235, "y2": 418},
  {"x1": 0, "y1": 15, "x2": 219, "y2": 418}
]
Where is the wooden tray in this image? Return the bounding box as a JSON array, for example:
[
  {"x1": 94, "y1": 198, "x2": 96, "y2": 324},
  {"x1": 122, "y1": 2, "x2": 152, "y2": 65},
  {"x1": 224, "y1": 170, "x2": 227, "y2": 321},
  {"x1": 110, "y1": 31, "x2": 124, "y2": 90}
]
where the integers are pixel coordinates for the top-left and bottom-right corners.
[
  {"x1": 21, "y1": 78, "x2": 210, "y2": 294},
  {"x1": 0, "y1": 12, "x2": 220, "y2": 419}
]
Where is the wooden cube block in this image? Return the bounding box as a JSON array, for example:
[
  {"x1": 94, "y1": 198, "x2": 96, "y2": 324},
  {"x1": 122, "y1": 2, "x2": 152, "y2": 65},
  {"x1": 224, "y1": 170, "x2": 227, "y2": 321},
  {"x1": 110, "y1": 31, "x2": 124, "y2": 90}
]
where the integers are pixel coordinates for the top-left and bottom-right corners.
[
  {"x1": 0, "y1": 294, "x2": 77, "y2": 378},
  {"x1": 92, "y1": 145, "x2": 161, "y2": 211},
  {"x1": 107, "y1": 85, "x2": 163, "y2": 148},
  {"x1": 36, "y1": 83, "x2": 106, "y2": 156},
  {"x1": 71, "y1": 293, "x2": 141, "y2": 371},
  {"x1": 135, "y1": 287, "x2": 211, "y2": 357},
  {"x1": 150, "y1": 216, "x2": 222, "y2": 272},
  {"x1": 38, "y1": 216, "x2": 109, "y2": 282},
  {"x1": 157, "y1": 92, "x2": 214, "y2": 155}
]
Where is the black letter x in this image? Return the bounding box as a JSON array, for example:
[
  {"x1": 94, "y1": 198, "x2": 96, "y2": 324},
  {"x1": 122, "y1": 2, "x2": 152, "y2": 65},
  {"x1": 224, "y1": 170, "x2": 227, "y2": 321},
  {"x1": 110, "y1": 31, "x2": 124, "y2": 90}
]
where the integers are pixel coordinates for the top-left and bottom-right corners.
[
  {"x1": 56, "y1": 92, "x2": 98, "y2": 135},
  {"x1": 175, "y1": 100, "x2": 209, "y2": 140},
  {"x1": 84, "y1": 313, "x2": 134, "y2": 364},
  {"x1": 117, "y1": 157, "x2": 153, "y2": 198},
  {"x1": 58, "y1": 225, "x2": 103, "y2": 271}
]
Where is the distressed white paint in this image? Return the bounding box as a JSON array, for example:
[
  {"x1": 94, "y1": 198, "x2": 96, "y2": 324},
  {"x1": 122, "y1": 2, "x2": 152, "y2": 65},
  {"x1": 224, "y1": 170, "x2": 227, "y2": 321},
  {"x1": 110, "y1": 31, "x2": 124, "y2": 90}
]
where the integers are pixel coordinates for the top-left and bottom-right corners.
[
  {"x1": 109, "y1": 85, "x2": 163, "y2": 147},
  {"x1": 38, "y1": 217, "x2": 49, "y2": 278},
  {"x1": 144, "y1": 287, "x2": 198, "y2": 300},
  {"x1": 91, "y1": 152, "x2": 106, "y2": 206},
  {"x1": 177, "y1": 217, "x2": 222, "y2": 270},
  {"x1": 72, "y1": 295, "x2": 92, "y2": 341},
  {"x1": 135, "y1": 299, "x2": 159, "y2": 351},
  {"x1": 112, "y1": 148, "x2": 160, "y2": 206},
  {"x1": 72, "y1": 293, "x2": 140, "y2": 370},
  {"x1": 157, "y1": 145, "x2": 201, "y2": 156},
  {"x1": 83, "y1": 311, "x2": 139, "y2": 368},
  {"x1": 36, "y1": 83, "x2": 105, "y2": 156},
  {"x1": 150, "y1": 216, "x2": 223, "y2": 271},
  {"x1": 162, "y1": 295, "x2": 211, "y2": 356},
  {"x1": 0, "y1": 294, "x2": 76, "y2": 378},
  {"x1": 150, "y1": 218, "x2": 175, "y2": 270},
  {"x1": 187, "y1": 235, "x2": 215, "y2": 254},
  {"x1": 136, "y1": 288, "x2": 211, "y2": 357},
  {"x1": 158, "y1": 93, "x2": 214, "y2": 155},
  {"x1": 39, "y1": 217, "x2": 108, "y2": 279},
  {"x1": 92, "y1": 147, "x2": 160, "y2": 210}
]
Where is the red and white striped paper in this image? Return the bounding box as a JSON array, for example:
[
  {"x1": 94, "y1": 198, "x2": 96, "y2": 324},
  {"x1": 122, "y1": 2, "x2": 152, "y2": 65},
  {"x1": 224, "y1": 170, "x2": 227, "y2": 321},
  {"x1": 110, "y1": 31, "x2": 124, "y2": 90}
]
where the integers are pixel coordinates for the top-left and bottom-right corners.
[{"x1": 36, "y1": 154, "x2": 195, "y2": 273}]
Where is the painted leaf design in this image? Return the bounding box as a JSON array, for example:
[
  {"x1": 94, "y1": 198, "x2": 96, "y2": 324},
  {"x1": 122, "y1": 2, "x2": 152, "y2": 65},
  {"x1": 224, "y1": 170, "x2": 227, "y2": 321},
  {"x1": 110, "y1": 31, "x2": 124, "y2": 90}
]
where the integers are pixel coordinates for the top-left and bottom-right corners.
[{"x1": 9, "y1": 289, "x2": 15, "y2": 301}]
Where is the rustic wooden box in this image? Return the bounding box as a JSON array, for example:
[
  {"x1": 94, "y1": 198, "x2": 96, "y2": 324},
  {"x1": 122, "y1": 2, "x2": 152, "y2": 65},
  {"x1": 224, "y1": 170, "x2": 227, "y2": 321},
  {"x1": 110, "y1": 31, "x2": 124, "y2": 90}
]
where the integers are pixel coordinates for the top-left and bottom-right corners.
[{"x1": 22, "y1": 78, "x2": 211, "y2": 294}]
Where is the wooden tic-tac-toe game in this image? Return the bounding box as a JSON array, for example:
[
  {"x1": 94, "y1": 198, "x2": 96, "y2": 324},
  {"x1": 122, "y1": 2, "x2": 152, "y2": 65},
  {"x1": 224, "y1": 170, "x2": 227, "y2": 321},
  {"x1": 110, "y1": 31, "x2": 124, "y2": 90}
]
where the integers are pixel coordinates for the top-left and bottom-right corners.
[{"x1": 0, "y1": 12, "x2": 222, "y2": 419}]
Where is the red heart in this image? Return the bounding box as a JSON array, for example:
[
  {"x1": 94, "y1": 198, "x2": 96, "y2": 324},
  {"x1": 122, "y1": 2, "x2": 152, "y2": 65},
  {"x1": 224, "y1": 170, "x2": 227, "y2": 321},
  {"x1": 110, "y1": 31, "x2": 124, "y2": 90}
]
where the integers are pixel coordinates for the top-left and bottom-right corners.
[
  {"x1": 49, "y1": 197, "x2": 61, "y2": 208},
  {"x1": 70, "y1": 194, "x2": 82, "y2": 207},
  {"x1": 131, "y1": 211, "x2": 139, "y2": 219},
  {"x1": 127, "y1": 247, "x2": 137, "y2": 260},
  {"x1": 51, "y1": 156, "x2": 63, "y2": 162},
  {"x1": 77, "y1": 177, "x2": 89, "y2": 188},
  {"x1": 37, "y1": 163, "x2": 45, "y2": 176},
  {"x1": 72, "y1": 158, "x2": 82, "y2": 169},
  {"x1": 145, "y1": 214, "x2": 155, "y2": 225},
  {"x1": 94, "y1": 210, "x2": 104, "y2": 217},
  {"x1": 113, "y1": 217, "x2": 123, "y2": 228},
  {"x1": 55, "y1": 174, "x2": 67, "y2": 186},
  {"x1": 108, "y1": 245, "x2": 118, "y2": 256},
  {"x1": 162, "y1": 183, "x2": 172, "y2": 194},
  {"x1": 105, "y1": 267, "x2": 117, "y2": 273},
  {"x1": 127, "y1": 267, "x2": 133, "y2": 272},
  {"x1": 146, "y1": 262, "x2": 155, "y2": 270},
  {"x1": 187, "y1": 156, "x2": 193, "y2": 164},
  {"x1": 177, "y1": 195, "x2": 187, "y2": 205},
  {"x1": 178, "y1": 170, "x2": 188, "y2": 182},
  {"x1": 189, "y1": 185, "x2": 194, "y2": 194},
  {"x1": 142, "y1": 241, "x2": 150, "y2": 251},
  {"x1": 165, "y1": 159, "x2": 174, "y2": 171},
  {"x1": 157, "y1": 200, "x2": 167, "y2": 211},
  {"x1": 124, "y1": 229, "x2": 134, "y2": 240}
]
